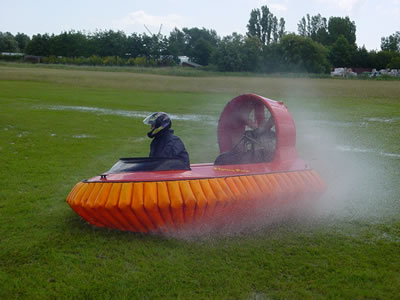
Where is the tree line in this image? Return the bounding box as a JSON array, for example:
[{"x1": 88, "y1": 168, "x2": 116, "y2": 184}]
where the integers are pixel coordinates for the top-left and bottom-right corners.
[{"x1": 1, "y1": 5, "x2": 399, "y2": 73}]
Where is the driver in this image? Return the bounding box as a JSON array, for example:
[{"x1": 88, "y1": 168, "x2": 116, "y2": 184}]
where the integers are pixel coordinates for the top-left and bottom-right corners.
[
  {"x1": 252, "y1": 115, "x2": 275, "y2": 138},
  {"x1": 248, "y1": 115, "x2": 276, "y2": 161},
  {"x1": 143, "y1": 112, "x2": 190, "y2": 169}
]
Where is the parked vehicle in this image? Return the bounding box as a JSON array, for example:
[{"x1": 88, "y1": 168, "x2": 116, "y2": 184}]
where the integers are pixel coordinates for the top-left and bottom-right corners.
[{"x1": 331, "y1": 68, "x2": 357, "y2": 77}]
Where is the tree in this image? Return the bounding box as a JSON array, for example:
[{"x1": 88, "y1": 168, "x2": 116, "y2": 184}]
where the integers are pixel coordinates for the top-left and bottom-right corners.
[
  {"x1": 298, "y1": 14, "x2": 329, "y2": 45},
  {"x1": 242, "y1": 36, "x2": 263, "y2": 71},
  {"x1": 381, "y1": 31, "x2": 400, "y2": 52},
  {"x1": 388, "y1": 55, "x2": 400, "y2": 69},
  {"x1": 167, "y1": 28, "x2": 186, "y2": 59},
  {"x1": 261, "y1": 5, "x2": 273, "y2": 45},
  {"x1": 351, "y1": 46, "x2": 372, "y2": 68},
  {"x1": 192, "y1": 38, "x2": 213, "y2": 65},
  {"x1": 247, "y1": 5, "x2": 285, "y2": 45},
  {"x1": 370, "y1": 50, "x2": 398, "y2": 70},
  {"x1": 279, "y1": 34, "x2": 330, "y2": 73},
  {"x1": 314, "y1": 26, "x2": 330, "y2": 46},
  {"x1": 278, "y1": 18, "x2": 286, "y2": 40},
  {"x1": 328, "y1": 16, "x2": 356, "y2": 45},
  {"x1": 50, "y1": 31, "x2": 89, "y2": 57},
  {"x1": 90, "y1": 30, "x2": 128, "y2": 57},
  {"x1": 213, "y1": 33, "x2": 261, "y2": 72},
  {"x1": 0, "y1": 32, "x2": 19, "y2": 52},
  {"x1": 297, "y1": 14, "x2": 309, "y2": 37},
  {"x1": 213, "y1": 34, "x2": 244, "y2": 72},
  {"x1": 311, "y1": 15, "x2": 329, "y2": 45},
  {"x1": 14, "y1": 33, "x2": 30, "y2": 52},
  {"x1": 261, "y1": 42, "x2": 283, "y2": 73},
  {"x1": 25, "y1": 34, "x2": 51, "y2": 56},
  {"x1": 139, "y1": 33, "x2": 165, "y2": 59},
  {"x1": 247, "y1": 9, "x2": 261, "y2": 42},
  {"x1": 329, "y1": 35, "x2": 355, "y2": 67},
  {"x1": 272, "y1": 16, "x2": 278, "y2": 43},
  {"x1": 180, "y1": 27, "x2": 219, "y2": 64},
  {"x1": 126, "y1": 33, "x2": 147, "y2": 58}
]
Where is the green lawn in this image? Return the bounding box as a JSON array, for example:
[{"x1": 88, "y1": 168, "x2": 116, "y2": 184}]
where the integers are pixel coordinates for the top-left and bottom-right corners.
[{"x1": 1, "y1": 65, "x2": 400, "y2": 299}]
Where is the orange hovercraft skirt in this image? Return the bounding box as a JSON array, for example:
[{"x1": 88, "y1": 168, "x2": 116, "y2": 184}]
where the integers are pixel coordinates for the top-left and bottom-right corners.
[
  {"x1": 66, "y1": 94, "x2": 326, "y2": 232},
  {"x1": 66, "y1": 169, "x2": 325, "y2": 232}
]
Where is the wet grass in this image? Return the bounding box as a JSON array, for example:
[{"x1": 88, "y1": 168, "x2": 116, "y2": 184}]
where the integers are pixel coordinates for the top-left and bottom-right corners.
[{"x1": 1, "y1": 65, "x2": 400, "y2": 299}]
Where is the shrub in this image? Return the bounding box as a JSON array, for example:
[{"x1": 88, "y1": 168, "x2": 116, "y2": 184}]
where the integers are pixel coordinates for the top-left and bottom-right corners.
[
  {"x1": 87, "y1": 55, "x2": 103, "y2": 66},
  {"x1": 0, "y1": 54, "x2": 24, "y2": 62},
  {"x1": 134, "y1": 56, "x2": 147, "y2": 67}
]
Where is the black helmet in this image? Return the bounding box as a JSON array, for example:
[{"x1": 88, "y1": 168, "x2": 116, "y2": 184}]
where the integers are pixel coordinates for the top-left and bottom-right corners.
[{"x1": 143, "y1": 112, "x2": 172, "y2": 138}]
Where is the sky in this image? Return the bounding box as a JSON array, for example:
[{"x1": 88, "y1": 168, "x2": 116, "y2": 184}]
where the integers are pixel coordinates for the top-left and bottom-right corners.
[{"x1": 1, "y1": 0, "x2": 399, "y2": 50}]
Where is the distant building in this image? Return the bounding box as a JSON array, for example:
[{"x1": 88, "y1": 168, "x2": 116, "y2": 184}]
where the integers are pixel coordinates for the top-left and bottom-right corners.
[
  {"x1": 178, "y1": 56, "x2": 202, "y2": 68},
  {"x1": 1, "y1": 52, "x2": 24, "y2": 56},
  {"x1": 178, "y1": 56, "x2": 189, "y2": 64}
]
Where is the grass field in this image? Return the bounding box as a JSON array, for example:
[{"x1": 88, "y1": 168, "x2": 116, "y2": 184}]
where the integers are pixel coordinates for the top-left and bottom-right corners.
[{"x1": 1, "y1": 64, "x2": 400, "y2": 299}]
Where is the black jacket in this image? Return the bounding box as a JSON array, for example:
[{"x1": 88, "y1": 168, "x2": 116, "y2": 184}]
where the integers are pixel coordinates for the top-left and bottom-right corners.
[{"x1": 149, "y1": 129, "x2": 190, "y2": 168}]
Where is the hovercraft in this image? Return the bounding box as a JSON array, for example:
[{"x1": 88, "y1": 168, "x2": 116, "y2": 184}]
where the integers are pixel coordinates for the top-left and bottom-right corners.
[{"x1": 66, "y1": 94, "x2": 326, "y2": 232}]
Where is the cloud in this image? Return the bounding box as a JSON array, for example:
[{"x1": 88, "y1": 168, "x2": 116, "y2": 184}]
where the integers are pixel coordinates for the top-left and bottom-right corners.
[
  {"x1": 316, "y1": 0, "x2": 365, "y2": 13},
  {"x1": 376, "y1": 2, "x2": 400, "y2": 18},
  {"x1": 113, "y1": 10, "x2": 185, "y2": 34},
  {"x1": 254, "y1": 1, "x2": 288, "y2": 12},
  {"x1": 269, "y1": 3, "x2": 288, "y2": 12}
]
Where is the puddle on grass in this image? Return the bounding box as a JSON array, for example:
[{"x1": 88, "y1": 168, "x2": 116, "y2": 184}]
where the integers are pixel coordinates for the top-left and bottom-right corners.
[
  {"x1": 72, "y1": 134, "x2": 94, "y2": 139},
  {"x1": 16, "y1": 131, "x2": 29, "y2": 138},
  {"x1": 36, "y1": 105, "x2": 218, "y2": 124},
  {"x1": 307, "y1": 120, "x2": 355, "y2": 128},
  {"x1": 133, "y1": 137, "x2": 147, "y2": 143},
  {"x1": 335, "y1": 145, "x2": 400, "y2": 159},
  {"x1": 365, "y1": 117, "x2": 400, "y2": 123}
]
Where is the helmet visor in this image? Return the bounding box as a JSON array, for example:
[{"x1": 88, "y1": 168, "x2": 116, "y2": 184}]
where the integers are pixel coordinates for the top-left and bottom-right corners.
[{"x1": 143, "y1": 112, "x2": 159, "y2": 125}]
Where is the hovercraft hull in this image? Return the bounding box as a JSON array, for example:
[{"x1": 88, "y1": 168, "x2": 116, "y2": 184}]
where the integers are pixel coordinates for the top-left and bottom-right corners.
[{"x1": 66, "y1": 163, "x2": 325, "y2": 232}]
